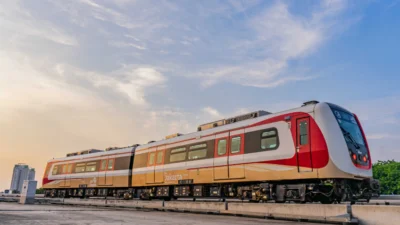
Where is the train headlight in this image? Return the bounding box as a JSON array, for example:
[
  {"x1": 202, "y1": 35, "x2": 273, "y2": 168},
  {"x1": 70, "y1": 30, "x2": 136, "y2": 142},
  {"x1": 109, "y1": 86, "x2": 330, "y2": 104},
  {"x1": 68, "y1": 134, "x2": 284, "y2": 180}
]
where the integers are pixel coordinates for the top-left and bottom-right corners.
[{"x1": 352, "y1": 153, "x2": 357, "y2": 161}]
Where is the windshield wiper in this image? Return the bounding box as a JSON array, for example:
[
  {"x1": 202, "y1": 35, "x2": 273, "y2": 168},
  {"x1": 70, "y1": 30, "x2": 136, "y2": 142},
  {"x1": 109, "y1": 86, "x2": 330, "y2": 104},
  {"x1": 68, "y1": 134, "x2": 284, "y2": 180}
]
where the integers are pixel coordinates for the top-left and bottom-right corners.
[{"x1": 340, "y1": 127, "x2": 360, "y2": 149}]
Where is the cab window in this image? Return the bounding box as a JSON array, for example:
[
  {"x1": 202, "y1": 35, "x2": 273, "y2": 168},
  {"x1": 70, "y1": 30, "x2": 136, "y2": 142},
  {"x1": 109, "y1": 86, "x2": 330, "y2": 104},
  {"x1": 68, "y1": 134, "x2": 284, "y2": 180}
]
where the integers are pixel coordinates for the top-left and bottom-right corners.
[{"x1": 52, "y1": 166, "x2": 58, "y2": 175}]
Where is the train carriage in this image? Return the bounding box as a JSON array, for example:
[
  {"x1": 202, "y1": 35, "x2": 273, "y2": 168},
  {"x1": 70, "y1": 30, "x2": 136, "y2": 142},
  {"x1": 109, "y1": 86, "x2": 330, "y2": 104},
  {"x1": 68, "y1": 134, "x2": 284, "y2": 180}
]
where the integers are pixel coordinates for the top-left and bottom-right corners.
[
  {"x1": 42, "y1": 101, "x2": 380, "y2": 203},
  {"x1": 42, "y1": 147, "x2": 136, "y2": 198}
]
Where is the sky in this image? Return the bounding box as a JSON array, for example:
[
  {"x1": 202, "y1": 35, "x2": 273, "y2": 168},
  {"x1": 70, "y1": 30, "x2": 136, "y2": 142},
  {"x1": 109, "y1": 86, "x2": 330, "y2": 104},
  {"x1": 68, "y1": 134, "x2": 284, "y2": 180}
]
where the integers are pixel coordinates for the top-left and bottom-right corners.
[{"x1": 1, "y1": 0, "x2": 400, "y2": 191}]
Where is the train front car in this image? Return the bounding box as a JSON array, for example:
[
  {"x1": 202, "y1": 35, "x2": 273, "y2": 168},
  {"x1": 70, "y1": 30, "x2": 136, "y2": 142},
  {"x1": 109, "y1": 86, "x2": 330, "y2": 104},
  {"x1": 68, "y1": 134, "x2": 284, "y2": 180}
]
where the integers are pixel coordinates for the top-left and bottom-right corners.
[
  {"x1": 42, "y1": 146, "x2": 137, "y2": 199},
  {"x1": 314, "y1": 102, "x2": 380, "y2": 203}
]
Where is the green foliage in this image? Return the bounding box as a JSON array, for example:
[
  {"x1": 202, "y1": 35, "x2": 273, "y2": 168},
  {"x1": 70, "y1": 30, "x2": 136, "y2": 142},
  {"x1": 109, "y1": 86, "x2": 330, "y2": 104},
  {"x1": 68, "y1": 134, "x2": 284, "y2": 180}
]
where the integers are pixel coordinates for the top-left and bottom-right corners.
[
  {"x1": 36, "y1": 188, "x2": 44, "y2": 194},
  {"x1": 373, "y1": 160, "x2": 400, "y2": 194}
]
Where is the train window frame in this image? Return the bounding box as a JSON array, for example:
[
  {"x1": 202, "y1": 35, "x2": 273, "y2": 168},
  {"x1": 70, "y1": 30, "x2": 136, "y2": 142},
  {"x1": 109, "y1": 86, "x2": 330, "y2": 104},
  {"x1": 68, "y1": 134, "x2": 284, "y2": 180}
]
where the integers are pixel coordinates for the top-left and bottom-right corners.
[
  {"x1": 260, "y1": 128, "x2": 280, "y2": 151},
  {"x1": 75, "y1": 163, "x2": 86, "y2": 173},
  {"x1": 85, "y1": 162, "x2": 97, "y2": 172},
  {"x1": 169, "y1": 147, "x2": 187, "y2": 163},
  {"x1": 217, "y1": 139, "x2": 227, "y2": 156},
  {"x1": 148, "y1": 152, "x2": 156, "y2": 166},
  {"x1": 230, "y1": 136, "x2": 241, "y2": 154},
  {"x1": 107, "y1": 159, "x2": 115, "y2": 171}
]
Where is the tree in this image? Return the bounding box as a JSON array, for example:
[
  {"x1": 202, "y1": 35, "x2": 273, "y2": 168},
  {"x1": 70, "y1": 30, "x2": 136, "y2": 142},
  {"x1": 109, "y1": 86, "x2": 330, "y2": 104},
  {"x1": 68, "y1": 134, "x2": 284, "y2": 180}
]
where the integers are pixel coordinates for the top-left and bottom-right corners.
[
  {"x1": 372, "y1": 160, "x2": 400, "y2": 195},
  {"x1": 36, "y1": 188, "x2": 44, "y2": 194}
]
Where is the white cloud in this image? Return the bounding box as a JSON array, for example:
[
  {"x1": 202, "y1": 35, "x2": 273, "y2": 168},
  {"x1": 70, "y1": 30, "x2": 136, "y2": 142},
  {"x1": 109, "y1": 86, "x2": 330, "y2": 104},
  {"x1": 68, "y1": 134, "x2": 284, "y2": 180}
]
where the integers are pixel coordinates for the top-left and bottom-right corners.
[
  {"x1": 194, "y1": 1, "x2": 348, "y2": 88},
  {"x1": 0, "y1": 1, "x2": 78, "y2": 46},
  {"x1": 109, "y1": 41, "x2": 146, "y2": 50},
  {"x1": 203, "y1": 107, "x2": 222, "y2": 118}
]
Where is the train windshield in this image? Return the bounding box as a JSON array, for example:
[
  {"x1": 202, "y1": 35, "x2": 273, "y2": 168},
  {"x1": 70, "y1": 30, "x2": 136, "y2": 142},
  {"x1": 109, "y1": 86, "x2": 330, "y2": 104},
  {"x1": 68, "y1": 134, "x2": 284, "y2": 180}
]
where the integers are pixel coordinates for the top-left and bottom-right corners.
[{"x1": 332, "y1": 109, "x2": 366, "y2": 148}]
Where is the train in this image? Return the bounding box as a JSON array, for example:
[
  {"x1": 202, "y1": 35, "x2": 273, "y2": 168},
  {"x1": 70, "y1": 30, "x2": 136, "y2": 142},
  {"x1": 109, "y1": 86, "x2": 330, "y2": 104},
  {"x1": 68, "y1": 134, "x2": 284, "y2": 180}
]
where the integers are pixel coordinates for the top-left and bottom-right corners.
[{"x1": 42, "y1": 101, "x2": 380, "y2": 204}]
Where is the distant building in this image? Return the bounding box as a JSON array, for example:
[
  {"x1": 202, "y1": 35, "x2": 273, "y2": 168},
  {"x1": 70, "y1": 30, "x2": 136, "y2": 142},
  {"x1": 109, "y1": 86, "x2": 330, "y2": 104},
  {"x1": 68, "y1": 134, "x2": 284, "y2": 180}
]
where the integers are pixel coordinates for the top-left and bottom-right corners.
[
  {"x1": 10, "y1": 164, "x2": 35, "y2": 193},
  {"x1": 28, "y1": 168, "x2": 35, "y2": 181}
]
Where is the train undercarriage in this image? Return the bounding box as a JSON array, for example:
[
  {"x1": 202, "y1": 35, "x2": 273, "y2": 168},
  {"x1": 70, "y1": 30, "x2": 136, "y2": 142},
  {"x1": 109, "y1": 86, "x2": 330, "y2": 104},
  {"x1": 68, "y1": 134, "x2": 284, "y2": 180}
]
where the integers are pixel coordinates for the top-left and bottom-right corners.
[{"x1": 44, "y1": 178, "x2": 380, "y2": 204}]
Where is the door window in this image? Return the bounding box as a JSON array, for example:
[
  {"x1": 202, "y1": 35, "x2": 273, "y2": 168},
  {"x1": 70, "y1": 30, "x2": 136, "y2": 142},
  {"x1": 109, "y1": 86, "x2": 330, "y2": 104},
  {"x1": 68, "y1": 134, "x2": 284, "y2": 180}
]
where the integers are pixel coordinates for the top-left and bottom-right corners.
[
  {"x1": 231, "y1": 137, "x2": 241, "y2": 154},
  {"x1": 100, "y1": 159, "x2": 107, "y2": 171},
  {"x1": 299, "y1": 121, "x2": 308, "y2": 145},
  {"x1": 217, "y1": 139, "x2": 227, "y2": 155},
  {"x1": 156, "y1": 151, "x2": 164, "y2": 164},
  {"x1": 67, "y1": 164, "x2": 72, "y2": 174},
  {"x1": 148, "y1": 152, "x2": 156, "y2": 166},
  {"x1": 62, "y1": 165, "x2": 68, "y2": 174},
  {"x1": 107, "y1": 159, "x2": 114, "y2": 170}
]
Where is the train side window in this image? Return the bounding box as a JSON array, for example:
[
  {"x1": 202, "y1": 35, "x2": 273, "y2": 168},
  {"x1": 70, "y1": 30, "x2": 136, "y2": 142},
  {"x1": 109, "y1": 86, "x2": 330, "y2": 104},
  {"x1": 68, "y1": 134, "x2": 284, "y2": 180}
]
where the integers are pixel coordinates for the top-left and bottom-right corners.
[
  {"x1": 170, "y1": 147, "x2": 186, "y2": 163},
  {"x1": 100, "y1": 159, "x2": 107, "y2": 171},
  {"x1": 52, "y1": 166, "x2": 58, "y2": 175},
  {"x1": 156, "y1": 151, "x2": 163, "y2": 164},
  {"x1": 231, "y1": 137, "x2": 241, "y2": 154},
  {"x1": 218, "y1": 139, "x2": 227, "y2": 155},
  {"x1": 67, "y1": 164, "x2": 72, "y2": 174},
  {"x1": 188, "y1": 143, "x2": 207, "y2": 160},
  {"x1": 148, "y1": 152, "x2": 156, "y2": 166},
  {"x1": 299, "y1": 121, "x2": 308, "y2": 145},
  {"x1": 75, "y1": 163, "x2": 86, "y2": 173},
  {"x1": 261, "y1": 129, "x2": 279, "y2": 150},
  {"x1": 85, "y1": 162, "x2": 97, "y2": 172},
  {"x1": 107, "y1": 159, "x2": 114, "y2": 170}
]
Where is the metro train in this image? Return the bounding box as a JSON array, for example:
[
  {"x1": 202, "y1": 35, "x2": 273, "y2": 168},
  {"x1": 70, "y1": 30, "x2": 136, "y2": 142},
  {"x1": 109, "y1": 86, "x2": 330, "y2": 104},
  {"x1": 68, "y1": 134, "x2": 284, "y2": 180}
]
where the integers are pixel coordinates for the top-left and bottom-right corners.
[{"x1": 42, "y1": 101, "x2": 380, "y2": 204}]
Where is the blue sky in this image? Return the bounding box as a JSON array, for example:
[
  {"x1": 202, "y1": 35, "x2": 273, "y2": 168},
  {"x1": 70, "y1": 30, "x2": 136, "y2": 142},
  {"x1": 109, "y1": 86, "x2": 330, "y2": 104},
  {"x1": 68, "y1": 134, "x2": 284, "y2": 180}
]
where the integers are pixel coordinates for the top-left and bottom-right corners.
[{"x1": 0, "y1": 0, "x2": 399, "y2": 190}]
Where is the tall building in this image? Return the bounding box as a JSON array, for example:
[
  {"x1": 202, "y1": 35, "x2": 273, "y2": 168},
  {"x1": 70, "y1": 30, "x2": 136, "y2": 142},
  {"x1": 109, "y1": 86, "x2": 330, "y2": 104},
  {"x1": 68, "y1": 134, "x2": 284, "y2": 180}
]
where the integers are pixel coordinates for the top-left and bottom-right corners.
[
  {"x1": 10, "y1": 164, "x2": 35, "y2": 193},
  {"x1": 28, "y1": 168, "x2": 35, "y2": 181}
]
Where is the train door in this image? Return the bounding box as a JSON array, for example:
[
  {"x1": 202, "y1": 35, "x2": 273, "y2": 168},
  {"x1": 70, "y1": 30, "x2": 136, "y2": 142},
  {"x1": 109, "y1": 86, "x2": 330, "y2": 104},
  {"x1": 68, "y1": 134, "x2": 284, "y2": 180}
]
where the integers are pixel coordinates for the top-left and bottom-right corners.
[
  {"x1": 154, "y1": 146, "x2": 165, "y2": 183},
  {"x1": 228, "y1": 129, "x2": 245, "y2": 179},
  {"x1": 145, "y1": 149, "x2": 156, "y2": 184},
  {"x1": 99, "y1": 158, "x2": 114, "y2": 186},
  {"x1": 64, "y1": 164, "x2": 72, "y2": 187},
  {"x1": 213, "y1": 135, "x2": 229, "y2": 180},
  {"x1": 296, "y1": 117, "x2": 313, "y2": 172},
  {"x1": 60, "y1": 164, "x2": 67, "y2": 187},
  {"x1": 98, "y1": 159, "x2": 107, "y2": 186},
  {"x1": 105, "y1": 158, "x2": 114, "y2": 185}
]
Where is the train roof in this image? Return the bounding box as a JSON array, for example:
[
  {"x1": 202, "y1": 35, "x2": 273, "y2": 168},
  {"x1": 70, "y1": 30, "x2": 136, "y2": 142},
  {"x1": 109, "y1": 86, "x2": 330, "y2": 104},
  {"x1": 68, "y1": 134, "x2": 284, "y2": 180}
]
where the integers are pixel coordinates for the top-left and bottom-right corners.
[
  {"x1": 49, "y1": 101, "x2": 351, "y2": 161},
  {"x1": 135, "y1": 101, "x2": 325, "y2": 151},
  {"x1": 48, "y1": 146, "x2": 136, "y2": 163}
]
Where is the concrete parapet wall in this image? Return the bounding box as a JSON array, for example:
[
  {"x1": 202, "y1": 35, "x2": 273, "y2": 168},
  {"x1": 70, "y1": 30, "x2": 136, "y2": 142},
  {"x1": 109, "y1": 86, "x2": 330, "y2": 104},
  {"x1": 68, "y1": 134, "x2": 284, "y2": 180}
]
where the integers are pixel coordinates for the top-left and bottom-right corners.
[
  {"x1": 352, "y1": 205, "x2": 400, "y2": 225},
  {"x1": 63, "y1": 198, "x2": 106, "y2": 206},
  {"x1": 164, "y1": 201, "x2": 226, "y2": 213},
  {"x1": 227, "y1": 203, "x2": 351, "y2": 223},
  {"x1": 107, "y1": 200, "x2": 163, "y2": 209},
  {"x1": 40, "y1": 198, "x2": 400, "y2": 225}
]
